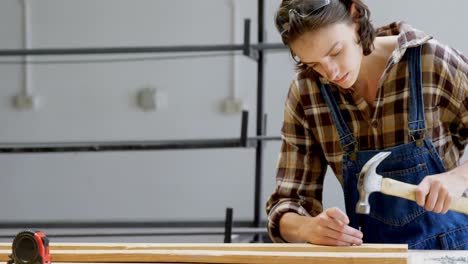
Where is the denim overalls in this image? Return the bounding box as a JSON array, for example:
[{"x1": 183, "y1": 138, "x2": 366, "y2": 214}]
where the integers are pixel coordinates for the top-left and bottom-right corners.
[{"x1": 318, "y1": 46, "x2": 468, "y2": 249}]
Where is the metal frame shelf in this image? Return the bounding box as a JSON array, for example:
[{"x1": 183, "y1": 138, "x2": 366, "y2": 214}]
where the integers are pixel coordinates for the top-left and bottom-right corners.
[{"x1": 0, "y1": 0, "x2": 284, "y2": 241}]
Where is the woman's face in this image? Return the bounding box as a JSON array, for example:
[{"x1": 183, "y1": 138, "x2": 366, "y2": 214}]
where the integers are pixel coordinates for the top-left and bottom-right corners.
[{"x1": 290, "y1": 22, "x2": 363, "y2": 89}]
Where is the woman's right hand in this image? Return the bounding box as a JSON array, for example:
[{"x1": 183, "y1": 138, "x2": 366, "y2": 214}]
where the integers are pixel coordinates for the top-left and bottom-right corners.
[{"x1": 297, "y1": 207, "x2": 363, "y2": 246}]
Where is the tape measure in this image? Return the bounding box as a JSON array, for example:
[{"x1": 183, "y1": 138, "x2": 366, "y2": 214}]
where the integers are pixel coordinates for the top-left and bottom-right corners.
[{"x1": 8, "y1": 230, "x2": 51, "y2": 264}]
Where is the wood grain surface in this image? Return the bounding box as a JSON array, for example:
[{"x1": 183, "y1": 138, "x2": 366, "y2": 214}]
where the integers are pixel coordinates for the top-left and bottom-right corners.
[
  {"x1": 0, "y1": 249, "x2": 408, "y2": 264},
  {"x1": 0, "y1": 242, "x2": 408, "y2": 252}
]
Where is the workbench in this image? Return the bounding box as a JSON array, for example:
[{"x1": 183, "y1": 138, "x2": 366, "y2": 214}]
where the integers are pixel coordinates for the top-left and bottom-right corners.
[{"x1": 0, "y1": 242, "x2": 466, "y2": 264}]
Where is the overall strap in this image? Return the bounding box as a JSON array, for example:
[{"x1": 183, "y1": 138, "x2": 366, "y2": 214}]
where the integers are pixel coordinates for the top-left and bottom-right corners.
[
  {"x1": 318, "y1": 81, "x2": 357, "y2": 157},
  {"x1": 406, "y1": 46, "x2": 427, "y2": 143}
]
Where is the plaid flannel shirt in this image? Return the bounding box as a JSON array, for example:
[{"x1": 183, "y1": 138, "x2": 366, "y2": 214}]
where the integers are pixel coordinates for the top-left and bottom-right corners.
[{"x1": 266, "y1": 21, "x2": 468, "y2": 243}]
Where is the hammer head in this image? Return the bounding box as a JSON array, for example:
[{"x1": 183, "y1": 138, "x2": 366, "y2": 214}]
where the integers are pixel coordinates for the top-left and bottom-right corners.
[{"x1": 355, "y1": 152, "x2": 391, "y2": 214}]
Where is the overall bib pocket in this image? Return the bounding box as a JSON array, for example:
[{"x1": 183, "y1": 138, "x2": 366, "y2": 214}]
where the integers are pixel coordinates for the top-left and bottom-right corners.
[{"x1": 368, "y1": 163, "x2": 429, "y2": 226}]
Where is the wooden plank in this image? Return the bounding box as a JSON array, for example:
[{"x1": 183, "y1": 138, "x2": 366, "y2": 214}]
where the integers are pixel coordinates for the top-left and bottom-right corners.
[
  {"x1": 0, "y1": 249, "x2": 408, "y2": 264},
  {"x1": 6, "y1": 251, "x2": 466, "y2": 264},
  {"x1": 0, "y1": 242, "x2": 408, "y2": 252}
]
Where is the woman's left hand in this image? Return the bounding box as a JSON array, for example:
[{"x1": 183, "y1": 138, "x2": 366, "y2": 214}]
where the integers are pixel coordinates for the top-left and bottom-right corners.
[{"x1": 416, "y1": 171, "x2": 467, "y2": 214}]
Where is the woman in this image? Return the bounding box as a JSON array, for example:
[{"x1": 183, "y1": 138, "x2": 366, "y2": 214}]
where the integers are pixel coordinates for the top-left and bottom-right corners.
[{"x1": 266, "y1": 0, "x2": 468, "y2": 249}]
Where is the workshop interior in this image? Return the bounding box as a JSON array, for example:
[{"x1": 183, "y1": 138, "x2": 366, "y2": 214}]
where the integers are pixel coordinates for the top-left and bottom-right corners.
[{"x1": 0, "y1": 0, "x2": 467, "y2": 263}]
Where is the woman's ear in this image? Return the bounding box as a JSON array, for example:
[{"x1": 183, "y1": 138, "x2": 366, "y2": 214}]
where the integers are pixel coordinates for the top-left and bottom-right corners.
[
  {"x1": 349, "y1": 3, "x2": 360, "y2": 32},
  {"x1": 350, "y1": 3, "x2": 359, "y2": 19}
]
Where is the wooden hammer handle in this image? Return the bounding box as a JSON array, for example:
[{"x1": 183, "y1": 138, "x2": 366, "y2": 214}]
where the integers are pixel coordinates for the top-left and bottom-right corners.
[{"x1": 381, "y1": 178, "x2": 468, "y2": 215}]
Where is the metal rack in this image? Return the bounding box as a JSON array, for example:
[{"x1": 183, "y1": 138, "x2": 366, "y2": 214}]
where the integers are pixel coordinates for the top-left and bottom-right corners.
[{"x1": 0, "y1": 0, "x2": 286, "y2": 241}]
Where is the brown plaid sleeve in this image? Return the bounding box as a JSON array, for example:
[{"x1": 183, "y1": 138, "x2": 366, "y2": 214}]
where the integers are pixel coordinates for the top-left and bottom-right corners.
[
  {"x1": 453, "y1": 49, "x2": 468, "y2": 148},
  {"x1": 266, "y1": 80, "x2": 328, "y2": 243},
  {"x1": 426, "y1": 42, "x2": 468, "y2": 165}
]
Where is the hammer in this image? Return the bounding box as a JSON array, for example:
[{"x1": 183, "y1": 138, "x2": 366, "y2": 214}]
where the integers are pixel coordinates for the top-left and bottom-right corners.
[{"x1": 356, "y1": 152, "x2": 468, "y2": 215}]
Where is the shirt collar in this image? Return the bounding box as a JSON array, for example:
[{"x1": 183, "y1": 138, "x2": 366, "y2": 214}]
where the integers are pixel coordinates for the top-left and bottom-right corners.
[{"x1": 376, "y1": 21, "x2": 433, "y2": 63}]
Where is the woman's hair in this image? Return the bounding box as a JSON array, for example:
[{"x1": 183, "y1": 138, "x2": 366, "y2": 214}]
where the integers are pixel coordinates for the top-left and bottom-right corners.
[{"x1": 275, "y1": 0, "x2": 375, "y2": 77}]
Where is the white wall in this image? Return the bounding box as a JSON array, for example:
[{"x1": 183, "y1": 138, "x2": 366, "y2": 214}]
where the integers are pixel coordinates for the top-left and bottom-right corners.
[
  {"x1": 0, "y1": 0, "x2": 260, "y2": 222},
  {"x1": 0, "y1": 0, "x2": 466, "y2": 224}
]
